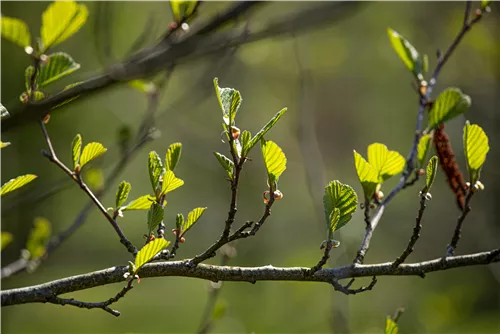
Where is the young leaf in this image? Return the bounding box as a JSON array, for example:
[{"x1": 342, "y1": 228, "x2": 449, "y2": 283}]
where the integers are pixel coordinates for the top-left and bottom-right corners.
[
  {"x1": 31, "y1": 52, "x2": 80, "y2": 87},
  {"x1": 261, "y1": 139, "x2": 287, "y2": 183},
  {"x1": 387, "y1": 28, "x2": 425, "y2": 79},
  {"x1": 240, "y1": 130, "x2": 251, "y2": 154},
  {"x1": 385, "y1": 317, "x2": 399, "y2": 334},
  {"x1": 41, "y1": 1, "x2": 89, "y2": 50},
  {"x1": 170, "y1": 1, "x2": 198, "y2": 22},
  {"x1": 148, "y1": 151, "x2": 164, "y2": 192},
  {"x1": 80, "y1": 142, "x2": 107, "y2": 168},
  {"x1": 147, "y1": 203, "x2": 164, "y2": 233},
  {"x1": 213, "y1": 152, "x2": 234, "y2": 180},
  {"x1": 161, "y1": 170, "x2": 184, "y2": 196},
  {"x1": 128, "y1": 79, "x2": 156, "y2": 94},
  {"x1": 165, "y1": 142, "x2": 182, "y2": 171},
  {"x1": 134, "y1": 238, "x2": 170, "y2": 274},
  {"x1": 1, "y1": 174, "x2": 37, "y2": 197},
  {"x1": 1, "y1": 16, "x2": 31, "y2": 48},
  {"x1": 380, "y1": 151, "x2": 405, "y2": 181},
  {"x1": 323, "y1": 180, "x2": 358, "y2": 232},
  {"x1": 481, "y1": 1, "x2": 491, "y2": 9},
  {"x1": 243, "y1": 107, "x2": 287, "y2": 156},
  {"x1": 121, "y1": 195, "x2": 155, "y2": 211},
  {"x1": 181, "y1": 207, "x2": 207, "y2": 236},
  {"x1": 1, "y1": 232, "x2": 13, "y2": 251},
  {"x1": 367, "y1": 143, "x2": 405, "y2": 182},
  {"x1": 353, "y1": 151, "x2": 379, "y2": 201},
  {"x1": 463, "y1": 122, "x2": 489, "y2": 185},
  {"x1": 1, "y1": 141, "x2": 11, "y2": 148},
  {"x1": 422, "y1": 156, "x2": 438, "y2": 193},
  {"x1": 116, "y1": 181, "x2": 131, "y2": 209},
  {"x1": 328, "y1": 208, "x2": 341, "y2": 238},
  {"x1": 176, "y1": 213, "x2": 184, "y2": 230},
  {"x1": 71, "y1": 133, "x2": 82, "y2": 169},
  {"x1": 213, "y1": 78, "x2": 242, "y2": 126},
  {"x1": 26, "y1": 217, "x2": 51, "y2": 260},
  {"x1": 417, "y1": 134, "x2": 432, "y2": 168},
  {"x1": 428, "y1": 88, "x2": 471, "y2": 129}
]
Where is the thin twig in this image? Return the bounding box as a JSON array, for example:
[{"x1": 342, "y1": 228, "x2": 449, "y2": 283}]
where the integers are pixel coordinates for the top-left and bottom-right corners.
[
  {"x1": 446, "y1": 191, "x2": 474, "y2": 256},
  {"x1": 331, "y1": 276, "x2": 377, "y2": 295},
  {"x1": 309, "y1": 240, "x2": 333, "y2": 275}
]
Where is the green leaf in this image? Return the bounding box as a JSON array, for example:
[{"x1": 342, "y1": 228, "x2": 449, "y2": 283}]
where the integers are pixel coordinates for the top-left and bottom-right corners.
[
  {"x1": 422, "y1": 156, "x2": 438, "y2": 193},
  {"x1": 26, "y1": 217, "x2": 51, "y2": 260},
  {"x1": 367, "y1": 143, "x2": 405, "y2": 182},
  {"x1": 80, "y1": 142, "x2": 107, "y2": 168},
  {"x1": 1, "y1": 232, "x2": 13, "y2": 251},
  {"x1": 41, "y1": 1, "x2": 89, "y2": 50},
  {"x1": 170, "y1": 1, "x2": 198, "y2": 22},
  {"x1": 481, "y1": 1, "x2": 491, "y2": 9},
  {"x1": 116, "y1": 181, "x2": 131, "y2": 209},
  {"x1": 417, "y1": 134, "x2": 432, "y2": 168},
  {"x1": 213, "y1": 152, "x2": 234, "y2": 180},
  {"x1": 213, "y1": 78, "x2": 242, "y2": 126},
  {"x1": 147, "y1": 203, "x2": 164, "y2": 234},
  {"x1": 176, "y1": 213, "x2": 184, "y2": 230},
  {"x1": 1, "y1": 141, "x2": 11, "y2": 149},
  {"x1": 463, "y1": 122, "x2": 489, "y2": 184},
  {"x1": 261, "y1": 139, "x2": 287, "y2": 183},
  {"x1": 134, "y1": 238, "x2": 170, "y2": 274},
  {"x1": 71, "y1": 133, "x2": 82, "y2": 169},
  {"x1": 161, "y1": 170, "x2": 184, "y2": 196},
  {"x1": 32, "y1": 52, "x2": 80, "y2": 87},
  {"x1": 353, "y1": 151, "x2": 379, "y2": 201},
  {"x1": 428, "y1": 88, "x2": 471, "y2": 129},
  {"x1": 148, "y1": 151, "x2": 164, "y2": 192},
  {"x1": 181, "y1": 207, "x2": 207, "y2": 236},
  {"x1": 128, "y1": 79, "x2": 156, "y2": 94},
  {"x1": 1, "y1": 174, "x2": 37, "y2": 197},
  {"x1": 243, "y1": 107, "x2": 287, "y2": 157},
  {"x1": 1, "y1": 16, "x2": 31, "y2": 48},
  {"x1": 84, "y1": 167, "x2": 104, "y2": 191},
  {"x1": 385, "y1": 317, "x2": 399, "y2": 334},
  {"x1": 387, "y1": 28, "x2": 425, "y2": 80},
  {"x1": 121, "y1": 195, "x2": 155, "y2": 211},
  {"x1": 323, "y1": 180, "x2": 358, "y2": 233},
  {"x1": 240, "y1": 130, "x2": 251, "y2": 154},
  {"x1": 211, "y1": 300, "x2": 228, "y2": 321},
  {"x1": 165, "y1": 142, "x2": 182, "y2": 171}
]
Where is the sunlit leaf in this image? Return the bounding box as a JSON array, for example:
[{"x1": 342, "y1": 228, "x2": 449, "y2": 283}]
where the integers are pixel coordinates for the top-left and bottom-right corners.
[
  {"x1": 428, "y1": 88, "x2": 471, "y2": 129},
  {"x1": 463, "y1": 121, "x2": 489, "y2": 184},
  {"x1": 387, "y1": 28, "x2": 426, "y2": 79},
  {"x1": 244, "y1": 107, "x2": 287, "y2": 157},
  {"x1": 422, "y1": 156, "x2": 438, "y2": 193},
  {"x1": 170, "y1": 1, "x2": 198, "y2": 22},
  {"x1": 1, "y1": 141, "x2": 11, "y2": 148},
  {"x1": 240, "y1": 130, "x2": 251, "y2": 154},
  {"x1": 147, "y1": 203, "x2": 164, "y2": 234},
  {"x1": 134, "y1": 238, "x2": 170, "y2": 274},
  {"x1": 176, "y1": 213, "x2": 184, "y2": 230},
  {"x1": 41, "y1": 1, "x2": 89, "y2": 50},
  {"x1": 1, "y1": 16, "x2": 31, "y2": 48},
  {"x1": 29, "y1": 52, "x2": 80, "y2": 87},
  {"x1": 161, "y1": 170, "x2": 184, "y2": 196},
  {"x1": 417, "y1": 134, "x2": 432, "y2": 168},
  {"x1": 261, "y1": 139, "x2": 287, "y2": 183},
  {"x1": 367, "y1": 143, "x2": 405, "y2": 182},
  {"x1": 213, "y1": 78, "x2": 242, "y2": 127},
  {"x1": 26, "y1": 217, "x2": 51, "y2": 260},
  {"x1": 385, "y1": 317, "x2": 398, "y2": 334},
  {"x1": 84, "y1": 167, "x2": 104, "y2": 191},
  {"x1": 213, "y1": 152, "x2": 234, "y2": 180},
  {"x1": 116, "y1": 181, "x2": 131, "y2": 208},
  {"x1": 121, "y1": 195, "x2": 155, "y2": 211},
  {"x1": 323, "y1": 180, "x2": 358, "y2": 234},
  {"x1": 128, "y1": 79, "x2": 156, "y2": 94},
  {"x1": 181, "y1": 207, "x2": 207, "y2": 236},
  {"x1": 328, "y1": 208, "x2": 341, "y2": 237},
  {"x1": 71, "y1": 133, "x2": 82, "y2": 169},
  {"x1": 165, "y1": 142, "x2": 182, "y2": 171},
  {"x1": 1, "y1": 232, "x2": 13, "y2": 251},
  {"x1": 148, "y1": 151, "x2": 164, "y2": 192},
  {"x1": 481, "y1": 1, "x2": 491, "y2": 9},
  {"x1": 1, "y1": 174, "x2": 37, "y2": 197},
  {"x1": 80, "y1": 142, "x2": 107, "y2": 168},
  {"x1": 353, "y1": 151, "x2": 379, "y2": 201}
]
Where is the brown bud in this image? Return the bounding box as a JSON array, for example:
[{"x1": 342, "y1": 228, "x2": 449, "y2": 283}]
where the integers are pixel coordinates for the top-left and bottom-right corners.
[
  {"x1": 273, "y1": 190, "x2": 283, "y2": 200},
  {"x1": 180, "y1": 237, "x2": 185, "y2": 243},
  {"x1": 419, "y1": 81, "x2": 428, "y2": 96},
  {"x1": 43, "y1": 114, "x2": 51, "y2": 124},
  {"x1": 417, "y1": 169, "x2": 425, "y2": 176},
  {"x1": 231, "y1": 126, "x2": 240, "y2": 140},
  {"x1": 168, "y1": 22, "x2": 178, "y2": 31}
]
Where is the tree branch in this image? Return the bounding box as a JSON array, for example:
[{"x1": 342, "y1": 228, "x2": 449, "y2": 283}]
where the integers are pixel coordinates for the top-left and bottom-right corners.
[{"x1": 446, "y1": 191, "x2": 474, "y2": 256}]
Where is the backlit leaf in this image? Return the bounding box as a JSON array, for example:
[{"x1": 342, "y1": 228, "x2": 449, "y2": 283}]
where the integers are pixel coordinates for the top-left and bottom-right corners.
[
  {"x1": 385, "y1": 317, "x2": 398, "y2": 334},
  {"x1": 323, "y1": 180, "x2": 358, "y2": 233},
  {"x1": 417, "y1": 134, "x2": 432, "y2": 168},
  {"x1": 165, "y1": 142, "x2": 182, "y2": 171},
  {"x1": 1, "y1": 16, "x2": 31, "y2": 48},
  {"x1": 84, "y1": 167, "x2": 104, "y2": 191},
  {"x1": 463, "y1": 122, "x2": 489, "y2": 184},
  {"x1": 213, "y1": 152, "x2": 234, "y2": 180},
  {"x1": 170, "y1": 1, "x2": 198, "y2": 22},
  {"x1": 181, "y1": 207, "x2": 207, "y2": 236},
  {"x1": 240, "y1": 130, "x2": 251, "y2": 154},
  {"x1": 1, "y1": 174, "x2": 37, "y2": 197},
  {"x1": 1, "y1": 232, "x2": 13, "y2": 251},
  {"x1": 115, "y1": 181, "x2": 131, "y2": 208},
  {"x1": 147, "y1": 202, "x2": 164, "y2": 234},
  {"x1": 161, "y1": 170, "x2": 184, "y2": 196},
  {"x1": 80, "y1": 142, "x2": 107, "y2": 167},
  {"x1": 148, "y1": 151, "x2": 164, "y2": 192},
  {"x1": 71, "y1": 133, "x2": 82, "y2": 169},
  {"x1": 176, "y1": 213, "x2": 184, "y2": 230},
  {"x1": 26, "y1": 217, "x2": 51, "y2": 260},
  {"x1": 353, "y1": 151, "x2": 379, "y2": 201},
  {"x1": 481, "y1": 1, "x2": 491, "y2": 9},
  {"x1": 134, "y1": 238, "x2": 170, "y2": 274},
  {"x1": 1, "y1": 141, "x2": 11, "y2": 148},
  {"x1": 261, "y1": 139, "x2": 287, "y2": 184},
  {"x1": 41, "y1": 1, "x2": 89, "y2": 50},
  {"x1": 30, "y1": 52, "x2": 80, "y2": 87},
  {"x1": 128, "y1": 79, "x2": 156, "y2": 94},
  {"x1": 367, "y1": 143, "x2": 405, "y2": 182},
  {"x1": 422, "y1": 156, "x2": 438, "y2": 193},
  {"x1": 428, "y1": 88, "x2": 471, "y2": 129},
  {"x1": 387, "y1": 28, "x2": 426, "y2": 80},
  {"x1": 244, "y1": 107, "x2": 287, "y2": 156},
  {"x1": 122, "y1": 195, "x2": 155, "y2": 211},
  {"x1": 213, "y1": 78, "x2": 241, "y2": 126}
]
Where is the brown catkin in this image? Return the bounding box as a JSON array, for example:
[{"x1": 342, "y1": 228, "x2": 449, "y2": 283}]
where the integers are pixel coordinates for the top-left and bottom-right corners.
[{"x1": 433, "y1": 124, "x2": 466, "y2": 210}]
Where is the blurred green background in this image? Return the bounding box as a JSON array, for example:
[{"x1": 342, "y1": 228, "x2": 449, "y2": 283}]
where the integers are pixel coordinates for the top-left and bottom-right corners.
[{"x1": 1, "y1": 2, "x2": 499, "y2": 333}]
